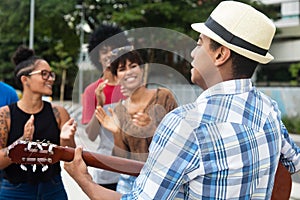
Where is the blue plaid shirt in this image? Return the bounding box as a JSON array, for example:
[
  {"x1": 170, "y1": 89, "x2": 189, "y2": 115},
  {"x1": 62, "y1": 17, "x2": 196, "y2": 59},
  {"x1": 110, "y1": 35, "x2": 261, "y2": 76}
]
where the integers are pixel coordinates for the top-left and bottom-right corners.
[{"x1": 122, "y1": 79, "x2": 300, "y2": 200}]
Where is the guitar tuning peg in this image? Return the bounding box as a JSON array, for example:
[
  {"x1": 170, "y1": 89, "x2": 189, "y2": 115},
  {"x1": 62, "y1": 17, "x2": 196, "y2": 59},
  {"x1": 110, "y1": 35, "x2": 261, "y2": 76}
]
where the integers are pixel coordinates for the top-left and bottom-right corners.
[
  {"x1": 42, "y1": 165, "x2": 48, "y2": 172},
  {"x1": 20, "y1": 164, "x2": 27, "y2": 171},
  {"x1": 27, "y1": 142, "x2": 32, "y2": 150},
  {"x1": 48, "y1": 144, "x2": 55, "y2": 154},
  {"x1": 32, "y1": 164, "x2": 36, "y2": 172},
  {"x1": 37, "y1": 143, "x2": 43, "y2": 151}
]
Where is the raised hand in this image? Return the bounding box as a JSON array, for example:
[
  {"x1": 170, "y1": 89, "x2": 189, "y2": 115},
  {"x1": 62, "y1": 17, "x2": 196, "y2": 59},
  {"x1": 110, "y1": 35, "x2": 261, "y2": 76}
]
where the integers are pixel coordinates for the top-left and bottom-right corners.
[
  {"x1": 95, "y1": 106, "x2": 120, "y2": 134},
  {"x1": 95, "y1": 79, "x2": 108, "y2": 106},
  {"x1": 23, "y1": 115, "x2": 34, "y2": 141},
  {"x1": 60, "y1": 118, "x2": 77, "y2": 142}
]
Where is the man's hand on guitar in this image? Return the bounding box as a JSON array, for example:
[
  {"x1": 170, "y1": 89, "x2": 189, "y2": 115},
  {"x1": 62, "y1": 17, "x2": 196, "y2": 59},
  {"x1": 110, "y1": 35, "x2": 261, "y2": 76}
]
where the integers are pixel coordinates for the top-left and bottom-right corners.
[{"x1": 64, "y1": 146, "x2": 92, "y2": 183}]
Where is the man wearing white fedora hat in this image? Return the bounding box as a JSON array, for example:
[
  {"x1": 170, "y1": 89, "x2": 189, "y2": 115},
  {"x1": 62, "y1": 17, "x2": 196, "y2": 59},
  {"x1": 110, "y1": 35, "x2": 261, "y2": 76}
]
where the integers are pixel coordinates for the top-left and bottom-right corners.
[{"x1": 64, "y1": 1, "x2": 300, "y2": 199}]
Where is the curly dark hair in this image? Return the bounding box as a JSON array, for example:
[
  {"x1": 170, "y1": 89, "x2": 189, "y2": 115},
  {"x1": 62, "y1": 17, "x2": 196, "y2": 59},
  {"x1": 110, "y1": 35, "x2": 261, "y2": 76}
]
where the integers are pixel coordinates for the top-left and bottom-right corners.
[
  {"x1": 12, "y1": 45, "x2": 41, "y2": 90},
  {"x1": 88, "y1": 24, "x2": 130, "y2": 71},
  {"x1": 110, "y1": 49, "x2": 145, "y2": 76}
]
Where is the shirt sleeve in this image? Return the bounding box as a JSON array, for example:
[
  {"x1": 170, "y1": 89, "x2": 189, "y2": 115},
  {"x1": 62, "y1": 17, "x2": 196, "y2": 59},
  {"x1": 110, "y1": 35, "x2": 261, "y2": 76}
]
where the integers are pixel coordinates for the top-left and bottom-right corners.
[
  {"x1": 81, "y1": 81, "x2": 99, "y2": 124},
  {"x1": 280, "y1": 121, "x2": 300, "y2": 173},
  {"x1": 121, "y1": 111, "x2": 200, "y2": 199}
]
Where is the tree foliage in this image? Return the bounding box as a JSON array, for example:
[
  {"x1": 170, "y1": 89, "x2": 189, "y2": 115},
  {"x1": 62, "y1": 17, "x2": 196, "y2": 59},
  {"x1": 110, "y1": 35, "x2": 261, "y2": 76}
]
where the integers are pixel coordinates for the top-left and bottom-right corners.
[
  {"x1": 0, "y1": 0, "x2": 278, "y2": 100},
  {"x1": 289, "y1": 62, "x2": 300, "y2": 86},
  {"x1": 0, "y1": 0, "x2": 80, "y2": 99}
]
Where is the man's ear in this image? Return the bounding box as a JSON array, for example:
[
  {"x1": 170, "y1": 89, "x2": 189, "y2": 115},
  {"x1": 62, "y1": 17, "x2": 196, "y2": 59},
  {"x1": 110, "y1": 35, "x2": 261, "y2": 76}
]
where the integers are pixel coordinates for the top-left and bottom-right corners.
[{"x1": 215, "y1": 46, "x2": 231, "y2": 65}]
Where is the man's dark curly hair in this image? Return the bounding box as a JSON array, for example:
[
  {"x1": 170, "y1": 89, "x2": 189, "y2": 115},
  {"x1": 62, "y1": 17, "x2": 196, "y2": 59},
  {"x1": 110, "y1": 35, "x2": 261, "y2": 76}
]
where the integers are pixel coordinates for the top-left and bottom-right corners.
[{"x1": 88, "y1": 24, "x2": 129, "y2": 71}]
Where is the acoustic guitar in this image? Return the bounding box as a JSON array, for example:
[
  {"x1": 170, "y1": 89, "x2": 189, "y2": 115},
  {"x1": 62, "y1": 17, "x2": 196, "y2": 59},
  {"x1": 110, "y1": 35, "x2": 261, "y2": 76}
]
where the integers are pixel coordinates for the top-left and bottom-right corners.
[{"x1": 7, "y1": 140, "x2": 291, "y2": 199}]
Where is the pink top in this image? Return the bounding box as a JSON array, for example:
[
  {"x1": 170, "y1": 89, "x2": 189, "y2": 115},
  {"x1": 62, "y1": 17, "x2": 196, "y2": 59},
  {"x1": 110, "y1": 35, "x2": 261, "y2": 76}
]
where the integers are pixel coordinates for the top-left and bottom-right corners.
[{"x1": 81, "y1": 78, "x2": 125, "y2": 124}]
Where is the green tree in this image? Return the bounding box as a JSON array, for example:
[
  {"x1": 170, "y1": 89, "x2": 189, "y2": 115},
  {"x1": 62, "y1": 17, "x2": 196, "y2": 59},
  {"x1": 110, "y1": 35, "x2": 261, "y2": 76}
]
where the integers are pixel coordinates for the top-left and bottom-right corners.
[
  {"x1": 70, "y1": 0, "x2": 278, "y2": 83},
  {"x1": 0, "y1": 0, "x2": 278, "y2": 99},
  {"x1": 51, "y1": 42, "x2": 73, "y2": 102},
  {"x1": 289, "y1": 62, "x2": 300, "y2": 86},
  {"x1": 0, "y1": 1, "x2": 30, "y2": 83},
  {"x1": 71, "y1": 0, "x2": 277, "y2": 40},
  {"x1": 0, "y1": 0, "x2": 80, "y2": 100}
]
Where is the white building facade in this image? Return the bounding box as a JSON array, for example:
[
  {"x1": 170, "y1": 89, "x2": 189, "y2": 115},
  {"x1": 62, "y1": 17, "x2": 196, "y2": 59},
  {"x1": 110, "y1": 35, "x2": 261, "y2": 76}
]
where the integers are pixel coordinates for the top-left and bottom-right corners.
[{"x1": 256, "y1": 0, "x2": 300, "y2": 86}]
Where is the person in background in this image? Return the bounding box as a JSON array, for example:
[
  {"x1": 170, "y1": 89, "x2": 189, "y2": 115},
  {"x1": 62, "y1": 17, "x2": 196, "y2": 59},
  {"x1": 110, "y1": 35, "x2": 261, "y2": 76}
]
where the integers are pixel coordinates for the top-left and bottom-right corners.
[
  {"x1": 83, "y1": 24, "x2": 130, "y2": 191},
  {"x1": 0, "y1": 82, "x2": 19, "y2": 189},
  {"x1": 64, "y1": 1, "x2": 300, "y2": 199},
  {"x1": 81, "y1": 24, "x2": 129, "y2": 125},
  {"x1": 93, "y1": 47, "x2": 178, "y2": 194},
  {"x1": 0, "y1": 45, "x2": 77, "y2": 200},
  {"x1": 0, "y1": 82, "x2": 19, "y2": 107}
]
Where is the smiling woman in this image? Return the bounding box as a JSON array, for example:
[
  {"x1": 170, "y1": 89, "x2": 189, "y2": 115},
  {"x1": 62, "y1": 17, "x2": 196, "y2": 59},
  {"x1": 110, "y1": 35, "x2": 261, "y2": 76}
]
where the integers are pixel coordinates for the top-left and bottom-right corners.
[
  {"x1": 93, "y1": 48, "x2": 178, "y2": 194},
  {"x1": 0, "y1": 45, "x2": 77, "y2": 200}
]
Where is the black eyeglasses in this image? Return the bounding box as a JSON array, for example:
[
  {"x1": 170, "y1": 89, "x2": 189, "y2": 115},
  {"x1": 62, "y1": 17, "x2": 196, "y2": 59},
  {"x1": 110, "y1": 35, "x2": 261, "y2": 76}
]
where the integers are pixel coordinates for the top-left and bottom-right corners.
[{"x1": 28, "y1": 70, "x2": 56, "y2": 81}]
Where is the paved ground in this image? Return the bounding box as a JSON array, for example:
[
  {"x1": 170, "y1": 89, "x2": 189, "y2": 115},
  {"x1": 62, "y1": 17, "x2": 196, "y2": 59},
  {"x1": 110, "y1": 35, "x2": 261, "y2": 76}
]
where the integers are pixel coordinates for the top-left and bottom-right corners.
[{"x1": 59, "y1": 101, "x2": 300, "y2": 200}]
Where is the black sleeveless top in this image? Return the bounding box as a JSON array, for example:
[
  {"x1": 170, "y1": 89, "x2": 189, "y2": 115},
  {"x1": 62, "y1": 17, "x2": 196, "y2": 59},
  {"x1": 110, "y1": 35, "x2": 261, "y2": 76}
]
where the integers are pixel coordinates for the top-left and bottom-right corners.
[{"x1": 4, "y1": 101, "x2": 61, "y2": 184}]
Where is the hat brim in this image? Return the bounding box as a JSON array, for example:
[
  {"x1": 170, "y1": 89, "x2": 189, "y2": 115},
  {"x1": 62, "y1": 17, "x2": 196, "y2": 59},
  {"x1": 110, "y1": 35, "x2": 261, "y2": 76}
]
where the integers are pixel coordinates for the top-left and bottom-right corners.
[{"x1": 191, "y1": 23, "x2": 273, "y2": 64}]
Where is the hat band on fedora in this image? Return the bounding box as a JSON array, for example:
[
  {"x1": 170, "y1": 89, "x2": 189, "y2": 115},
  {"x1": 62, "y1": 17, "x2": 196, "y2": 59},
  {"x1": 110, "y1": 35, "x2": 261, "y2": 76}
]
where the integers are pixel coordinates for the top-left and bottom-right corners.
[{"x1": 205, "y1": 17, "x2": 268, "y2": 56}]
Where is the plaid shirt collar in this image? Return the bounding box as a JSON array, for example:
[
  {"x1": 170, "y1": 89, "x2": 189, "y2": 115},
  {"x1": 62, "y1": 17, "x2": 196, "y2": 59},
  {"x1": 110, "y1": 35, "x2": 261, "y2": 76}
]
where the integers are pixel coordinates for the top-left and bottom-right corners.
[{"x1": 198, "y1": 79, "x2": 253, "y2": 100}]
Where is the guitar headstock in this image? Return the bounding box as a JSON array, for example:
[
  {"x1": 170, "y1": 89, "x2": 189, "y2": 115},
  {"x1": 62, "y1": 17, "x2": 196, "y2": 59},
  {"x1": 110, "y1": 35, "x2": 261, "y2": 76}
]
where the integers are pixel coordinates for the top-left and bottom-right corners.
[{"x1": 7, "y1": 140, "x2": 59, "y2": 166}]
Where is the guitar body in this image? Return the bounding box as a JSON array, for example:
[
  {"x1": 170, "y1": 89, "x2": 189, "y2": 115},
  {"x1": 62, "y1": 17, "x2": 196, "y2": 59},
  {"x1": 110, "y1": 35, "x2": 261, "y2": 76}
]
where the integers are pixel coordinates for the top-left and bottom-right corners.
[
  {"x1": 271, "y1": 162, "x2": 292, "y2": 200},
  {"x1": 7, "y1": 140, "x2": 292, "y2": 199}
]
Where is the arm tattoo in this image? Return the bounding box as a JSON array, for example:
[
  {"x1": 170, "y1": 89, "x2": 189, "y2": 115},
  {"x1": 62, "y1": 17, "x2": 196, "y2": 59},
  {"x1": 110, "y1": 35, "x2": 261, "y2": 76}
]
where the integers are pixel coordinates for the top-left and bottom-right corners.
[{"x1": 0, "y1": 109, "x2": 10, "y2": 149}]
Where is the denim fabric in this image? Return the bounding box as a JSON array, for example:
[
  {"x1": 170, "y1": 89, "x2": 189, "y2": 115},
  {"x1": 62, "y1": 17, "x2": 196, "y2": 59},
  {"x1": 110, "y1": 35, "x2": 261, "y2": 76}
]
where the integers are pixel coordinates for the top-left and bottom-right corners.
[
  {"x1": 116, "y1": 174, "x2": 136, "y2": 194},
  {"x1": 0, "y1": 175, "x2": 67, "y2": 200},
  {"x1": 0, "y1": 170, "x2": 3, "y2": 189}
]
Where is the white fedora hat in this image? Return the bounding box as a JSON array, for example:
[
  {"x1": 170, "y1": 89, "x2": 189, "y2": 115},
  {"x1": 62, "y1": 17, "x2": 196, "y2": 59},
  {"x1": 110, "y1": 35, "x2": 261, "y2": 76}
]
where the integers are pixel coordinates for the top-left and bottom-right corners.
[{"x1": 191, "y1": 1, "x2": 276, "y2": 64}]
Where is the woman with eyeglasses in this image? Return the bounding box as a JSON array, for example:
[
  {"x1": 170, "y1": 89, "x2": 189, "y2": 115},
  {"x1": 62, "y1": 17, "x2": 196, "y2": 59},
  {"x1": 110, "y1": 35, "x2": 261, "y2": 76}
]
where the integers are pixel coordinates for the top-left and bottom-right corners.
[
  {"x1": 0, "y1": 45, "x2": 77, "y2": 200},
  {"x1": 93, "y1": 48, "x2": 178, "y2": 194}
]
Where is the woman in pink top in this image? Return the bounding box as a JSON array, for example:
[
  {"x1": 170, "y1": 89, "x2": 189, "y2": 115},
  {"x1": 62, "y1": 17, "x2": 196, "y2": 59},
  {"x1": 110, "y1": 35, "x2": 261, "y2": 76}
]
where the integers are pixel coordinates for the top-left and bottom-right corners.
[
  {"x1": 81, "y1": 24, "x2": 129, "y2": 125},
  {"x1": 81, "y1": 24, "x2": 129, "y2": 191}
]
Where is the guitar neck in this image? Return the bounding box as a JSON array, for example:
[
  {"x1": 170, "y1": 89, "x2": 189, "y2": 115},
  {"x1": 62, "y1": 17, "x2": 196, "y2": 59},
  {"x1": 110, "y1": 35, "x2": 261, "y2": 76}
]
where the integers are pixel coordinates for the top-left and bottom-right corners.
[{"x1": 55, "y1": 146, "x2": 144, "y2": 177}]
